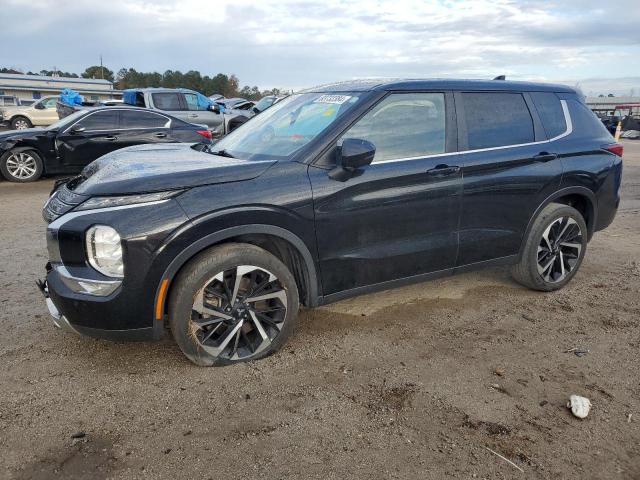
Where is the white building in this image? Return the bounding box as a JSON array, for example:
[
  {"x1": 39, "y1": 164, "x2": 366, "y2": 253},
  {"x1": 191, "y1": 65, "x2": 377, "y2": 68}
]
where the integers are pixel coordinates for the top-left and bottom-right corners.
[{"x1": 0, "y1": 73, "x2": 121, "y2": 103}]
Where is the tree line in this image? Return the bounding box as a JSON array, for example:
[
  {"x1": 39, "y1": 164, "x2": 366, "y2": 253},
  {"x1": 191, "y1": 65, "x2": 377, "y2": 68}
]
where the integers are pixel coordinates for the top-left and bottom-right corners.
[{"x1": 1, "y1": 66, "x2": 287, "y2": 100}]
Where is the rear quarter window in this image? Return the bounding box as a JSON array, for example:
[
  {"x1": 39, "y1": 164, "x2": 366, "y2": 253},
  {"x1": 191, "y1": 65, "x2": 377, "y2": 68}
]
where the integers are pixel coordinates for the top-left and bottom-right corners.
[
  {"x1": 462, "y1": 92, "x2": 534, "y2": 150},
  {"x1": 530, "y1": 92, "x2": 567, "y2": 139}
]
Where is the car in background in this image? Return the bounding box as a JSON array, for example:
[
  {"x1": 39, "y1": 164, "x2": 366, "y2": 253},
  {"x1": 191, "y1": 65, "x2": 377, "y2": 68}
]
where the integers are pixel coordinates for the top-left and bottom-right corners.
[
  {"x1": 0, "y1": 106, "x2": 212, "y2": 182},
  {"x1": 208, "y1": 94, "x2": 224, "y2": 102},
  {"x1": 214, "y1": 97, "x2": 248, "y2": 110},
  {"x1": 0, "y1": 95, "x2": 59, "y2": 129},
  {"x1": 122, "y1": 88, "x2": 248, "y2": 137}
]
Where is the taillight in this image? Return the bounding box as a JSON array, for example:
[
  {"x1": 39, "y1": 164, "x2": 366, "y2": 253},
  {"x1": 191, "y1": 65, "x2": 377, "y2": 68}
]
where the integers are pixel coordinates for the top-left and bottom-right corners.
[
  {"x1": 603, "y1": 143, "x2": 623, "y2": 157},
  {"x1": 197, "y1": 129, "x2": 212, "y2": 140}
]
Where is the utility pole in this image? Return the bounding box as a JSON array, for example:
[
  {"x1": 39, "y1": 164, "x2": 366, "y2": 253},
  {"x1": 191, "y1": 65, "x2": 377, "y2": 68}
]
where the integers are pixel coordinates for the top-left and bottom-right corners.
[{"x1": 100, "y1": 54, "x2": 104, "y2": 80}]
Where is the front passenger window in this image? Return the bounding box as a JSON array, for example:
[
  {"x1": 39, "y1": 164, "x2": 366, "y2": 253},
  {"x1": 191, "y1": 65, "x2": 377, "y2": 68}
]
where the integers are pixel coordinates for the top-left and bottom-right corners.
[{"x1": 342, "y1": 93, "x2": 446, "y2": 162}]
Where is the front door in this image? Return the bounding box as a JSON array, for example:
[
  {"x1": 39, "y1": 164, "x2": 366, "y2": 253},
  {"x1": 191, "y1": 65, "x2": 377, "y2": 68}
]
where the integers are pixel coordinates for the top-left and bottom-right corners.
[
  {"x1": 309, "y1": 92, "x2": 462, "y2": 297},
  {"x1": 55, "y1": 110, "x2": 121, "y2": 167}
]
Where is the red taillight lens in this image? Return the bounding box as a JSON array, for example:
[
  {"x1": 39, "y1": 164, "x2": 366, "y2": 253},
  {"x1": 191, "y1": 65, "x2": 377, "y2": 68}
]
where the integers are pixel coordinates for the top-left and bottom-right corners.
[
  {"x1": 196, "y1": 129, "x2": 212, "y2": 140},
  {"x1": 603, "y1": 143, "x2": 623, "y2": 157}
]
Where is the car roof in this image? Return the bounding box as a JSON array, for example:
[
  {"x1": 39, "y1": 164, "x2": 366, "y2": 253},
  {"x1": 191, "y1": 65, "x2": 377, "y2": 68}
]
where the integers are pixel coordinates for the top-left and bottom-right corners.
[{"x1": 301, "y1": 78, "x2": 576, "y2": 94}]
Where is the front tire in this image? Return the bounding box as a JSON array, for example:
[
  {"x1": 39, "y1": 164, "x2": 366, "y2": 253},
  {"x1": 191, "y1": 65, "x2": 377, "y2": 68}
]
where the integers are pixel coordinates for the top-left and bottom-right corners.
[
  {"x1": 168, "y1": 243, "x2": 300, "y2": 366},
  {"x1": 0, "y1": 148, "x2": 44, "y2": 182},
  {"x1": 10, "y1": 116, "x2": 32, "y2": 130},
  {"x1": 511, "y1": 203, "x2": 587, "y2": 291}
]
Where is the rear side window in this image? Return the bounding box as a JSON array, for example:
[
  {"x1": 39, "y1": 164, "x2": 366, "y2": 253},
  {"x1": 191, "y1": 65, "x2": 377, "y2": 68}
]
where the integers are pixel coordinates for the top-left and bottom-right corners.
[
  {"x1": 530, "y1": 92, "x2": 567, "y2": 139},
  {"x1": 152, "y1": 93, "x2": 182, "y2": 111},
  {"x1": 342, "y1": 92, "x2": 446, "y2": 162},
  {"x1": 75, "y1": 110, "x2": 119, "y2": 131},
  {"x1": 120, "y1": 110, "x2": 169, "y2": 129},
  {"x1": 462, "y1": 92, "x2": 534, "y2": 149}
]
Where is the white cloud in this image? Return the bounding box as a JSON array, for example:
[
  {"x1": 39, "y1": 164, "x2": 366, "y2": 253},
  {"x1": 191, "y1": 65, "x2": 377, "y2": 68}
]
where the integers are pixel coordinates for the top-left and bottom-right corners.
[{"x1": 2, "y1": 0, "x2": 639, "y2": 94}]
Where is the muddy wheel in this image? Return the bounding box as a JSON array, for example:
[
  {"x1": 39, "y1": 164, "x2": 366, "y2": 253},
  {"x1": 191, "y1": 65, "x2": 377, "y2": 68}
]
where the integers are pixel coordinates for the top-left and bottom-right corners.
[
  {"x1": 168, "y1": 243, "x2": 299, "y2": 366},
  {"x1": 512, "y1": 203, "x2": 587, "y2": 291}
]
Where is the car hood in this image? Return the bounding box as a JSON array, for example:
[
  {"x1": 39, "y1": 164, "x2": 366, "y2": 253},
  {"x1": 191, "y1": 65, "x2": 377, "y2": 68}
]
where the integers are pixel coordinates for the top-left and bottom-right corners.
[
  {"x1": 71, "y1": 143, "x2": 277, "y2": 196},
  {"x1": 0, "y1": 127, "x2": 46, "y2": 141}
]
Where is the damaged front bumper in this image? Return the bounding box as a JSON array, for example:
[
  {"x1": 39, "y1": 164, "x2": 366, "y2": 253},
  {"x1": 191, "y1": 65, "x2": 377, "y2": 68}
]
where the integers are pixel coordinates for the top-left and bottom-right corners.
[{"x1": 37, "y1": 278, "x2": 79, "y2": 335}]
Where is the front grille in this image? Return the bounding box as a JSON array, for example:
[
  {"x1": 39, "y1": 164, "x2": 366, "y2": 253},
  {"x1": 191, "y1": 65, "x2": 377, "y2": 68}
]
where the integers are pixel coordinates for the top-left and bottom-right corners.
[{"x1": 42, "y1": 184, "x2": 89, "y2": 223}]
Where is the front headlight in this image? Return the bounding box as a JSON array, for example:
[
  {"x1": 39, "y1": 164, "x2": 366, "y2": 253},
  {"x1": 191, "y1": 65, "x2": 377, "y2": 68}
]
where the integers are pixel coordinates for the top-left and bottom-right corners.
[
  {"x1": 75, "y1": 190, "x2": 182, "y2": 211},
  {"x1": 85, "y1": 225, "x2": 124, "y2": 278}
]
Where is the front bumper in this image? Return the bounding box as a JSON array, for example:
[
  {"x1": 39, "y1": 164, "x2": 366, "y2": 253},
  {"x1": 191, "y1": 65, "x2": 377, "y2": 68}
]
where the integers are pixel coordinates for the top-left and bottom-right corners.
[
  {"x1": 41, "y1": 193, "x2": 190, "y2": 342},
  {"x1": 39, "y1": 279, "x2": 79, "y2": 334},
  {"x1": 43, "y1": 269, "x2": 158, "y2": 341}
]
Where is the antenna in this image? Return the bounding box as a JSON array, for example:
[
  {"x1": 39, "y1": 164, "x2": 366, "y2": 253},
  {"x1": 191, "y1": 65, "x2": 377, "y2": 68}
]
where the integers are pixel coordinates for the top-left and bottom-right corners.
[{"x1": 493, "y1": 75, "x2": 506, "y2": 81}]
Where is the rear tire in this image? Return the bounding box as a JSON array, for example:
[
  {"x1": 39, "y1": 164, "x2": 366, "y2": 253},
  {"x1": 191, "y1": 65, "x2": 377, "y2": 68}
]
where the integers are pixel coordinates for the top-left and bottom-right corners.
[
  {"x1": 0, "y1": 148, "x2": 44, "y2": 182},
  {"x1": 10, "y1": 116, "x2": 32, "y2": 130},
  {"x1": 511, "y1": 203, "x2": 587, "y2": 291},
  {"x1": 168, "y1": 243, "x2": 299, "y2": 366}
]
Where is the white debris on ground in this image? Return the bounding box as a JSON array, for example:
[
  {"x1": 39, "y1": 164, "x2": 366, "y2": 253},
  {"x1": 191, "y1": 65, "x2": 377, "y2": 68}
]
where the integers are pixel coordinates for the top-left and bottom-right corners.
[{"x1": 568, "y1": 395, "x2": 592, "y2": 419}]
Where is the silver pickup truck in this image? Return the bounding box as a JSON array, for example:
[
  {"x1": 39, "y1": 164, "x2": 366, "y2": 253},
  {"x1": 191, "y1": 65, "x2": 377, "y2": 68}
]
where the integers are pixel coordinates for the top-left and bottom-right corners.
[
  {"x1": 122, "y1": 88, "x2": 249, "y2": 138},
  {"x1": 56, "y1": 88, "x2": 250, "y2": 138}
]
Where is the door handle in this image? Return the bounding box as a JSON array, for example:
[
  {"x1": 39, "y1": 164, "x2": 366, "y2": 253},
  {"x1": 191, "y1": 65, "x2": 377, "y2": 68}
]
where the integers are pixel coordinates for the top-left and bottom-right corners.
[
  {"x1": 104, "y1": 135, "x2": 117, "y2": 141},
  {"x1": 427, "y1": 164, "x2": 460, "y2": 176},
  {"x1": 533, "y1": 152, "x2": 557, "y2": 162},
  {"x1": 153, "y1": 132, "x2": 167, "y2": 138},
  {"x1": 188, "y1": 114, "x2": 198, "y2": 118}
]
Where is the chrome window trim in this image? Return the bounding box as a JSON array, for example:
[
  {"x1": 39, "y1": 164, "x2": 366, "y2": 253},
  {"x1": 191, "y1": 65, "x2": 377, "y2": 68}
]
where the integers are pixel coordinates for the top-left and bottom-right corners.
[
  {"x1": 374, "y1": 99, "x2": 573, "y2": 165},
  {"x1": 62, "y1": 108, "x2": 172, "y2": 134}
]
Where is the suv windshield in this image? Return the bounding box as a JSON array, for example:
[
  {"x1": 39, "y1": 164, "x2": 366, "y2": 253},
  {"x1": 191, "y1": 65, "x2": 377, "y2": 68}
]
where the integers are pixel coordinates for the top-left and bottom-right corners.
[{"x1": 211, "y1": 92, "x2": 363, "y2": 160}]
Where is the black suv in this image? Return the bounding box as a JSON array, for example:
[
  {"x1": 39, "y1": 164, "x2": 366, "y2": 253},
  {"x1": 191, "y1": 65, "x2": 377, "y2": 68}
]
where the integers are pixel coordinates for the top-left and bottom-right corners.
[{"x1": 41, "y1": 79, "x2": 623, "y2": 366}]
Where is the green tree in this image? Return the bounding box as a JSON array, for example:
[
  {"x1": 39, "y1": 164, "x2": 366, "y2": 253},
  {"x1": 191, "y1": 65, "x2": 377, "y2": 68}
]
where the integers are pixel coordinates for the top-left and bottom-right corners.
[{"x1": 82, "y1": 65, "x2": 114, "y2": 82}]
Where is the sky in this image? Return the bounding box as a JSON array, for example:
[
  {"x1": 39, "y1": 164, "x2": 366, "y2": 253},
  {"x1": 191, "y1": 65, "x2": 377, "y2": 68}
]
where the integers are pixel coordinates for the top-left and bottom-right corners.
[{"x1": 2, "y1": 0, "x2": 639, "y2": 96}]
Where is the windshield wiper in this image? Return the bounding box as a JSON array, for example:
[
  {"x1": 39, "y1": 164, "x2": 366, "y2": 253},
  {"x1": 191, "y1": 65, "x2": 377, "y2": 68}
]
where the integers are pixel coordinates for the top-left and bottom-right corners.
[{"x1": 209, "y1": 148, "x2": 235, "y2": 158}]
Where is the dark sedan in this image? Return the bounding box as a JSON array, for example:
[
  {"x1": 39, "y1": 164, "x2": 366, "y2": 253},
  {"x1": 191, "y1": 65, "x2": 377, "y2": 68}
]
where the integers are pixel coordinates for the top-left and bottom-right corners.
[{"x1": 0, "y1": 107, "x2": 213, "y2": 182}]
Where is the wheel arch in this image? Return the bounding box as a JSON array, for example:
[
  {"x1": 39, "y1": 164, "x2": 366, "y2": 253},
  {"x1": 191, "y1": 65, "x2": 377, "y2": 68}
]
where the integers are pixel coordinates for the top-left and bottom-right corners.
[
  {"x1": 153, "y1": 224, "x2": 321, "y2": 332},
  {"x1": 518, "y1": 186, "x2": 597, "y2": 260},
  {"x1": 8, "y1": 113, "x2": 33, "y2": 125}
]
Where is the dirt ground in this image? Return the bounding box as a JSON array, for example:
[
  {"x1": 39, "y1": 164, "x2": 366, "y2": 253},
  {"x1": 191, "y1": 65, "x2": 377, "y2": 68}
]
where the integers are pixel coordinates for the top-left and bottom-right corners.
[{"x1": 0, "y1": 141, "x2": 638, "y2": 480}]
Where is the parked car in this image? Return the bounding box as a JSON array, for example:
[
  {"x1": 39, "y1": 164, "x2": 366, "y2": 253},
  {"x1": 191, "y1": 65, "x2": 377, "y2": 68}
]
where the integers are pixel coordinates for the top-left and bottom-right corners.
[
  {"x1": 0, "y1": 106, "x2": 212, "y2": 182},
  {"x1": 122, "y1": 88, "x2": 248, "y2": 137},
  {"x1": 252, "y1": 95, "x2": 286, "y2": 114},
  {"x1": 215, "y1": 97, "x2": 248, "y2": 109},
  {"x1": 225, "y1": 96, "x2": 287, "y2": 119},
  {"x1": 40, "y1": 79, "x2": 622, "y2": 366},
  {"x1": 0, "y1": 95, "x2": 59, "y2": 129}
]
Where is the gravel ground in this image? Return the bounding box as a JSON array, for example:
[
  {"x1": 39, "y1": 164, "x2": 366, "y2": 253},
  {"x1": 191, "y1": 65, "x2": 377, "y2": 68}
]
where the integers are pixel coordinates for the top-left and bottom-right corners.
[{"x1": 0, "y1": 141, "x2": 639, "y2": 479}]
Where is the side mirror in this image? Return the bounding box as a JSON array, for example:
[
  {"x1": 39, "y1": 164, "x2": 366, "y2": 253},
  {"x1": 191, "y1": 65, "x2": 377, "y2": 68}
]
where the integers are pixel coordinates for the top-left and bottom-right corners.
[
  {"x1": 209, "y1": 104, "x2": 221, "y2": 114},
  {"x1": 69, "y1": 126, "x2": 86, "y2": 135},
  {"x1": 329, "y1": 138, "x2": 376, "y2": 181},
  {"x1": 34, "y1": 103, "x2": 45, "y2": 110}
]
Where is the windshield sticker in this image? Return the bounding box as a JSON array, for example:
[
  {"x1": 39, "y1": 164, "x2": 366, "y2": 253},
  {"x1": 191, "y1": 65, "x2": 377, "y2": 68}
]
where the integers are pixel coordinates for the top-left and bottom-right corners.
[{"x1": 314, "y1": 95, "x2": 352, "y2": 105}]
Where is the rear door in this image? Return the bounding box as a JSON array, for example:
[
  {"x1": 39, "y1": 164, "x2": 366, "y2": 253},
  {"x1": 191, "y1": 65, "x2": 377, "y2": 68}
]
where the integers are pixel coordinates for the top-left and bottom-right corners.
[
  {"x1": 116, "y1": 109, "x2": 174, "y2": 149},
  {"x1": 149, "y1": 91, "x2": 195, "y2": 125},
  {"x1": 455, "y1": 91, "x2": 564, "y2": 266},
  {"x1": 309, "y1": 91, "x2": 462, "y2": 296},
  {"x1": 55, "y1": 110, "x2": 121, "y2": 167}
]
